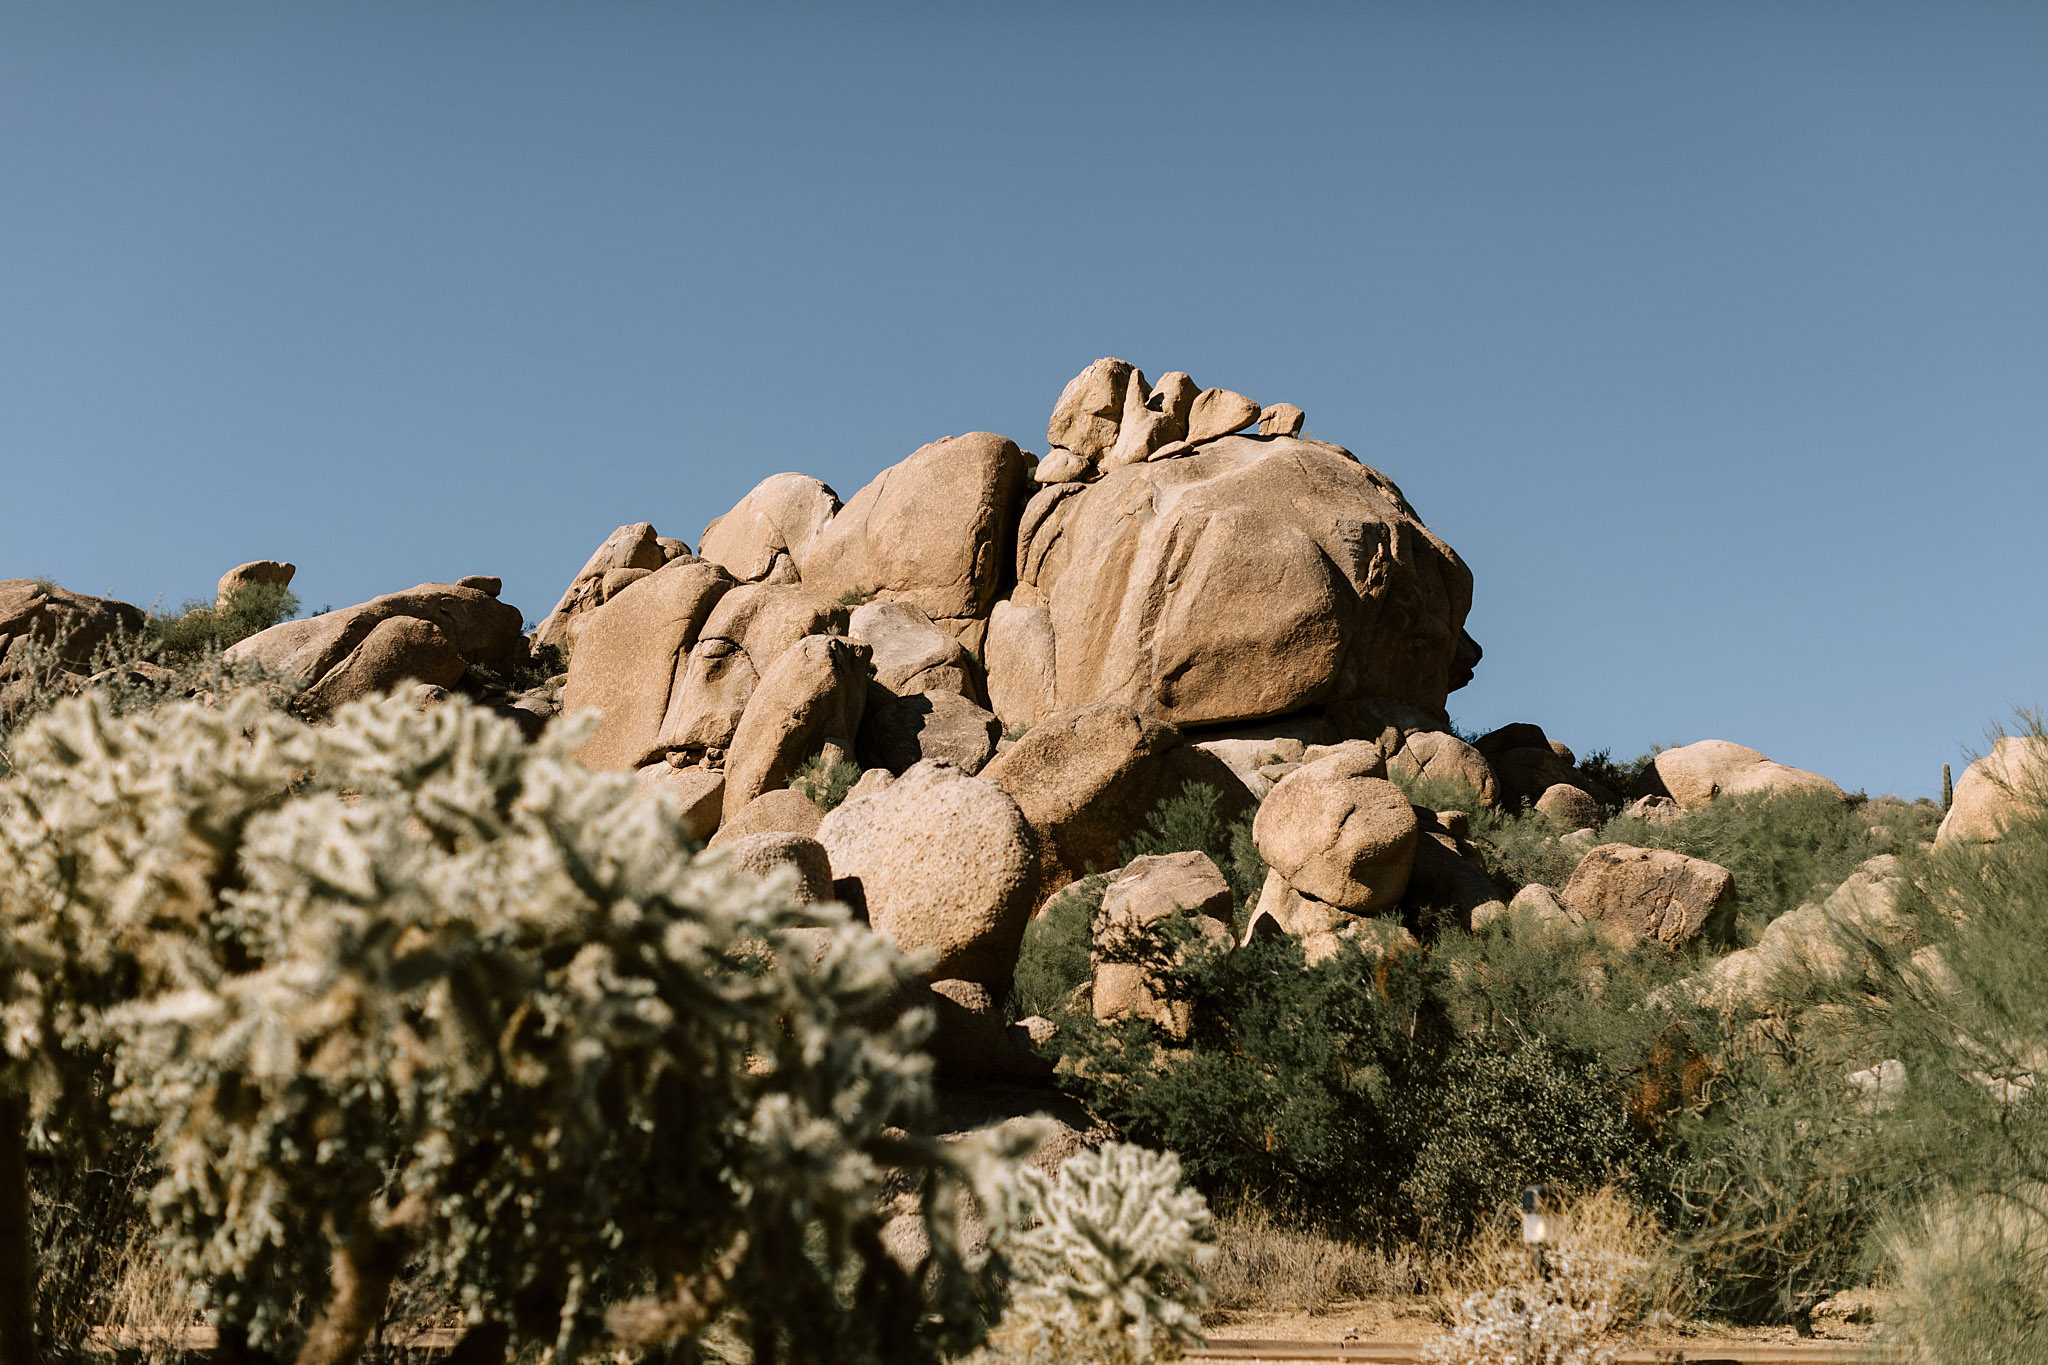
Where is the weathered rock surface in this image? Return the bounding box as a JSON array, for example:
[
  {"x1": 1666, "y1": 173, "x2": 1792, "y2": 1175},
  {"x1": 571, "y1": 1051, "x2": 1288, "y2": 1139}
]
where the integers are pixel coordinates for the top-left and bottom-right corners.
[
  {"x1": 715, "y1": 831, "x2": 835, "y2": 905},
  {"x1": 0, "y1": 580, "x2": 145, "y2": 676},
  {"x1": 1185, "y1": 388, "x2": 1260, "y2": 444},
  {"x1": 710, "y1": 787, "x2": 825, "y2": 846},
  {"x1": 858, "y1": 687, "x2": 1001, "y2": 775},
  {"x1": 1651, "y1": 739, "x2": 1847, "y2": 810},
  {"x1": 850, "y1": 599, "x2": 978, "y2": 698},
  {"x1": 1194, "y1": 736, "x2": 1309, "y2": 799},
  {"x1": 228, "y1": 581, "x2": 526, "y2": 719},
  {"x1": 1536, "y1": 782, "x2": 1602, "y2": 830},
  {"x1": 216, "y1": 560, "x2": 295, "y2": 608},
  {"x1": 1388, "y1": 730, "x2": 1499, "y2": 807},
  {"x1": 799, "y1": 432, "x2": 1031, "y2": 625},
  {"x1": 635, "y1": 763, "x2": 725, "y2": 842},
  {"x1": 697, "y1": 474, "x2": 841, "y2": 586},
  {"x1": 1046, "y1": 357, "x2": 1135, "y2": 462},
  {"x1": 1563, "y1": 844, "x2": 1737, "y2": 946},
  {"x1": 556, "y1": 559, "x2": 734, "y2": 770},
  {"x1": 723, "y1": 633, "x2": 871, "y2": 810},
  {"x1": 534, "y1": 523, "x2": 692, "y2": 650},
  {"x1": 1473, "y1": 882, "x2": 1579, "y2": 932},
  {"x1": 989, "y1": 434, "x2": 1475, "y2": 731},
  {"x1": 1937, "y1": 737, "x2": 2048, "y2": 845},
  {"x1": 655, "y1": 584, "x2": 847, "y2": 760},
  {"x1": 980, "y1": 702, "x2": 1251, "y2": 903},
  {"x1": 1699, "y1": 855, "x2": 1909, "y2": 1006},
  {"x1": 1253, "y1": 743, "x2": 1418, "y2": 914},
  {"x1": 1475, "y1": 723, "x2": 1593, "y2": 811},
  {"x1": 1092, "y1": 851, "x2": 1233, "y2": 1039},
  {"x1": 1258, "y1": 402, "x2": 1305, "y2": 437},
  {"x1": 1033, "y1": 448, "x2": 1091, "y2": 484},
  {"x1": 816, "y1": 761, "x2": 1038, "y2": 986}
]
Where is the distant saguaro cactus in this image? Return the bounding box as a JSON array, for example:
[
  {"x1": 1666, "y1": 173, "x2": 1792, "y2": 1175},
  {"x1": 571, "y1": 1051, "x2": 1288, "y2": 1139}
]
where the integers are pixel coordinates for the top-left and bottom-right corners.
[
  {"x1": 1944, "y1": 761, "x2": 1955, "y2": 811},
  {"x1": 0, "y1": 688, "x2": 1010, "y2": 1365}
]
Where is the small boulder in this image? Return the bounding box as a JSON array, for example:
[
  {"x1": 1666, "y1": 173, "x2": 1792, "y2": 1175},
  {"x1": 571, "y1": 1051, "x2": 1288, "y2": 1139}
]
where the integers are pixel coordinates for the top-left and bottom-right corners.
[
  {"x1": 1253, "y1": 742, "x2": 1418, "y2": 914},
  {"x1": 714, "y1": 832, "x2": 834, "y2": 905},
  {"x1": 844, "y1": 766, "x2": 895, "y2": 804},
  {"x1": 1046, "y1": 357, "x2": 1136, "y2": 462},
  {"x1": 710, "y1": 787, "x2": 825, "y2": 846},
  {"x1": 0, "y1": 580, "x2": 146, "y2": 675},
  {"x1": 532, "y1": 523, "x2": 677, "y2": 650},
  {"x1": 1388, "y1": 730, "x2": 1499, "y2": 807},
  {"x1": 1563, "y1": 844, "x2": 1737, "y2": 946},
  {"x1": 1185, "y1": 388, "x2": 1260, "y2": 444},
  {"x1": 850, "y1": 598, "x2": 978, "y2": 698},
  {"x1": 1536, "y1": 783, "x2": 1602, "y2": 830},
  {"x1": 1092, "y1": 850, "x2": 1234, "y2": 1040},
  {"x1": 723, "y1": 634, "x2": 871, "y2": 810},
  {"x1": 636, "y1": 764, "x2": 725, "y2": 842},
  {"x1": 455, "y1": 575, "x2": 502, "y2": 597},
  {"x1": 216, "y1": 560, "x2": 295, "y2": 608},
  {"x1": 1033, "y1": 447, "x2": 1093, "y2": 484},
  {"x1": 1475, "y1": 723, "x2": 1590, "y2": 810},
  {"x1": 1401, "y1": 808, "x2": 1503, "y2": 933},
  {"x1": 1937, "y1": 737, "x2": 2048, "y2": 845},
  {"x1": 816, "y1": 762, "x2": 1039, "y2": 987},
  {"x1": 1651, "y1": 739, "x2": 1847, "y2": 810},
  {"x1": 857, "y1": 687, "x2": 1001, "y2": 775},
  {"x1": 1625, "y1": 794, "x2": 1685, "y2": 824},
  {"x1": 1257, "y1": 403, "x2": 1305, "y2": 437}
]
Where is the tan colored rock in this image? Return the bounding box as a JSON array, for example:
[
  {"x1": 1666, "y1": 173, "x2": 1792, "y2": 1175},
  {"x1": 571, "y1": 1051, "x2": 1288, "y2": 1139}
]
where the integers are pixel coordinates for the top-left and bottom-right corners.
[
  {"x1": 845, "y1": 766, "x2": 895, "y2": 804},
  {"x1": 990, "y1": 434, "x2": 1474, "y2": 732},
  {"x1": 1034, "y1": 447, "x2": 1093, "y2": 483},
  {"x1": 1186, "y1": 388, "x2": 1260, "y2": 444},
  {"x1": 1194, "y1": 736, "x2": 1309, "y2": 798},
  {"x1": 1146, "y1": 372, "x2": 1198, "y2": 438},
  {"x1": 1092, "y1": 851, "x2": 1233, "y2": 1039},
  {"x1": 697, "y1": 473, "x2": 842, "y2": 586},
  {"x1": 1485, "y1": 882, "x2": 1579, "y2": 932},
  {"x1": 722, "y1": 634, "x2": 871, "y2": 810},
  {"x1": 455, "y1": 575, "x2": 502, "y2": 597},
  {"x1": 1626, "y1": 794, "x2": 1685, "y2": 824},
  {"x1": 857, "y1": 687, "x2": 1001, "y2": 775},
  {"x1": 980, "y1": 702, "x2": 1252, "y2": 904},
  {"x1": 635, "y1": 763, "x2": 725, "y2": 842},
  {"x1": 1145, "y1": 439, "x2": 1194, "y2": 462},
  {"x1": 1652, "y1": 739, "x2": 1847, "y2": 810},
  {"x1": 533, "y1": 523, "x2": 671, "y2": 650},
  {"x1": 655, "y1": 584, "x2": 847, "y2": 758},
  {"x1": 0, "y1": 580, "x2": 146, "y2": 675},
  {"x1": 1474, "y1": 723, "x2": 1589, "y2": 810},
  {"x1": 798, "y1": 432, "x2": 1030, "y2": 624},
  {"x1": 1258, "y1": 403, "x2": 1305, "y2": 437},
  {"x1": 710, "y1": 787, "x2": 825, "y2": 846},
  {"x1": 1937, "y1": 737, "x2": 2048, "y2": 845},
  {"x1": 816, "y1": 761, "x2": 1038, "y2": 986},
  {"x1": 554, "y1": 560, "x2": 734, "y2": 770},
  {"x1": 298, "y1": 616, "x2": 468, "y2": 714},
  {"x1": 1046, "y1": 357, "x2": 1136, "y2": 462},
  {"x1": 850, "y1": 599, "x2": 978, "y2": 698},
  {"x1": 1104, "y1": 368, "x2": 1176, "y2": 469},
  {"x1": 1388, "y1": 731, "x2": 1499, "y2": 807},
  {"x1": 715, "y1": 832, "x2": 834, "y2": 905},
  {"x1": 1253, "y1": 744, "x2": 1418, "y2": 914},
  {"x1": 1697, "y1": 855, "x2": 1910, "y2": 1008},
  {"x1": 216, "y1": 560, "x2": 295, "y2": 608},
  {"x1": 1563, "y1": 844, "x2": 1737, "y2": 946},
  {"x1": 1536, "y1": 783, "x2": 1602, "y2": 830}
]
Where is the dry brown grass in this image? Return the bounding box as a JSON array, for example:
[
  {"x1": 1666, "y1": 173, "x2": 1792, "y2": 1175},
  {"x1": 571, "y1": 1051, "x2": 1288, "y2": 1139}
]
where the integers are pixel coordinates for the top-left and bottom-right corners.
[
  {"x1": 1427, "y1": 1186, "x2": 1700, "y2": 1334},
  {"x1": 1203, "y1": 1202, "x2": 1427, "y2": 1321}
]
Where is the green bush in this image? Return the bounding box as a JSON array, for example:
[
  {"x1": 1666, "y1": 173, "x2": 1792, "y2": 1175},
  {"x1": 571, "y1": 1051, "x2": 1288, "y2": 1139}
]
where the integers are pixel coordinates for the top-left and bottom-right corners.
[
  {"x1": 1009, "y1": 875, "x2": 1106, "y2": 1022},
  {"x1": 789, "y1": 750, "x2": 861, "y2": 809},
  {"x1": 144, "y1": 580, "x2": 299, "y2": 659},
  {"x1": 1119, "y1": 780, "x2": 1266, "y2": 925}
]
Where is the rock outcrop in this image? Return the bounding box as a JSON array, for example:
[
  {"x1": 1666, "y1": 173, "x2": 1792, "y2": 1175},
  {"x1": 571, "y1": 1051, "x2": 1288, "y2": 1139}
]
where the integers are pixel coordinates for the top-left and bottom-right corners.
[
  {"x1": 0, "y1": 580, "x2": 145, "y2": 678},
  {"x1": 1091, "y1": 851, "x2": 1233, "y2": 1039},
  {"x1": 1563, "y1": 844, "x2": 1737, "y2": 946},
  {"x1": 1252, "y1": 742, "x2": 1417, "y2": 915},
  {"x1": 1937, "y1": 737, "x2": 2048, "y2": 845},
  {"x1": 533, "y1": 523, "x2": 695, "y2": 651},
  {"x1": 226, "y1": 581, "x2": 526, "y2": 718},
  {"x1": 558, "y1": 559, "x2": 735, "y2": 770},
  {"x1": 1651, "y1": 739, "x2": 1847, "y2": 810},
  {"x1": 858, "y1": 687, "x2": 1001, "y2": 775},
  {"x1": 722, "y1": 634, "x2": 871, "y2": 810},
  {"x1": 216, "y1": 560, "x2": 295, "y2": 608}
]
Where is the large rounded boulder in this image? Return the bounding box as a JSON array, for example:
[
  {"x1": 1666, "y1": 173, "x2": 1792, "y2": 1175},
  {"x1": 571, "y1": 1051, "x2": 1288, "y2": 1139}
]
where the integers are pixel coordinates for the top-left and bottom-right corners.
[
  {"x1": 985, "y1": 434, "x2": 1473, "y2": 732},
  {"x1": 1651, "y1": 739, "x2": 1846, "y2": 810},
  {"x1": 1251, "y1": 741, "x2": 1419, "y2": 914},
  {"x1": 1938, "y1": 736, "x2": 2048, "y2": 845},
  {"x1": 815, "y1": 761, "x2": 1039, "y2": 987}
]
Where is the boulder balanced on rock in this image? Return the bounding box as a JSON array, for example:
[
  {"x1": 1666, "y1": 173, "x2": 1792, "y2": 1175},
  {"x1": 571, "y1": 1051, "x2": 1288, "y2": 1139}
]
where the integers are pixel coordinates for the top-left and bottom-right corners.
[{"x1": 1252, "y1": 741, "x2": 1419, "y2": 915}]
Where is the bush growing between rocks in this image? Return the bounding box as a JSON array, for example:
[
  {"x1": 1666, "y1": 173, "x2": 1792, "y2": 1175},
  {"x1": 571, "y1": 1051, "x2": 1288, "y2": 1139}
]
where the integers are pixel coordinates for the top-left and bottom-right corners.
[
  {"x1": 788, "y1": 749, "x2": 861, "y2": 809},
  {"x1": 1009, "y1": 874, "x2": 1106, "y2": 1022},
  {"x1": 143, "y1": 580, "x2": 300, "y2": 660},
  {"x1": 1117, "y1": 780, "x2": 1265, "y2": 926},
  {"x1": 0, "y1": 688, "x2": 1016, "y2": 1365}
]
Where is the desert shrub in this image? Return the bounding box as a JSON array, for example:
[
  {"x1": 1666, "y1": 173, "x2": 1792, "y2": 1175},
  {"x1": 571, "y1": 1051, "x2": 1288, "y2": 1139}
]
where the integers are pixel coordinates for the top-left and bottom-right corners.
[
  {"x1": 1466, "y1": 808, "x2": 1584, "y2": 895},
  {"x1": 1576, "y1": 747, "x2": 1656, "y2": 800},
  {"x1": 974, "y1": 1143, "x2": 1213, "y2": 1365},
  {"x1": 1388, "y1": 771, "x2": 1489, "y2": 822},
  {"x1": 1204, "y1": 1200, "x2": 1419, "y2": 1318},
  {"x1": 1008, "y1": 874, "x2": 1106, "y2": 1023},
  {"x1": 144, "y1": 580, "x2": 299, "y2": 659},
  {"x1": 463, "y1": 638, "x2": 564, "y2": 695},
  {"x1": 0, "y1": 688, "x2": 1015, "y2": 1365},
  {"x1": 1395, "y1": 1040, "x2": 1662, "y2": 1247},
  {"x1": 789, "y1": 749, "x2": 861, "y2": 809},
  {"x1": 1884, "y1": 1191, "x2": 2048, "y2": 1365},
  {"x1": 1119, "y1": 780, "x2": 1265, "y2": 922},
  {"x1": 1424, "y1": 1274, "x2": 1618, "y2": 1365}
]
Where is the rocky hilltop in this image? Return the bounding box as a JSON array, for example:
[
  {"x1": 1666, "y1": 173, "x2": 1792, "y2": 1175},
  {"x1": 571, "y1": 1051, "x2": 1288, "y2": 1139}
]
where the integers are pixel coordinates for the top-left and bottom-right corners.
[{"x1": 11, "y1": 357, "x2": 1993, "y2": 1084}]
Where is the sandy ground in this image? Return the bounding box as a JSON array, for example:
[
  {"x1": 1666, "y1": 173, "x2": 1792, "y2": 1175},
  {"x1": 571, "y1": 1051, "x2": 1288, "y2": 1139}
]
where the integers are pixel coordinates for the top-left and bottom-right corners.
[{"x1": 1207, "y1": 1295, "x2": 1883, "y2": 1349}]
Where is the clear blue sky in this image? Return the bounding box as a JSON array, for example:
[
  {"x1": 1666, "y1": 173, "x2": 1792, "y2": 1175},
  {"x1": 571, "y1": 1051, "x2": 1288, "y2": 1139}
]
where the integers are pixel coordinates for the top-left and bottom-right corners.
[{"x1": 5, "y1": 3, "x2": 2044, "y2": 799}]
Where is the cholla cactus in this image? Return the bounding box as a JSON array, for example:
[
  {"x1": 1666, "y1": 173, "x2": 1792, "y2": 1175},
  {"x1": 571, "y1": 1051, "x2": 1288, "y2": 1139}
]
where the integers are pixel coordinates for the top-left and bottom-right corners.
[
  {"x1": 0, "y1": 687, "x2": 1005, "y2": 1365},
  {"x1": 981, "y1": 1143, "x2": 1213, "y2": 1365},
  {"x1": 1424, "y1": 1271, "x2": 1620, "y2": 1365}
]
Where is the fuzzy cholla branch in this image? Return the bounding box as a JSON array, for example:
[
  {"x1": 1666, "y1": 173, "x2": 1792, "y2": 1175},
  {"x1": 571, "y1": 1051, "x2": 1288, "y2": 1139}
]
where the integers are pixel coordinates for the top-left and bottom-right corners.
[
  {"x1": 983, "y1": 1143, "x2": 1213, "y2": 1365},
  {"x1": 1424, "y1": 1271, "x2": 1620, "y2": 1365},
  {"x1": 0, "y1": 686, "x2": 1006, "y2": 1365}
]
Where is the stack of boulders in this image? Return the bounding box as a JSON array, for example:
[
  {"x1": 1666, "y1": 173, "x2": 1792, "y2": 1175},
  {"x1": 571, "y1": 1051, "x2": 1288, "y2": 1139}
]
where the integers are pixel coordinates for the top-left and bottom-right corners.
[
  {"x1": 0, "y1": 578, "x2": 147, "y2": 714},
  {"x1": 11, "y1": 358, "x2": 1894, "y2": 1082}
]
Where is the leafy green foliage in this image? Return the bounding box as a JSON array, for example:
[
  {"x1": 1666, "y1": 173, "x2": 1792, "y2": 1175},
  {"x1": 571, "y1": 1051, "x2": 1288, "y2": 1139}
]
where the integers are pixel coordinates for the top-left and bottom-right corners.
[
  {"x1": 0, "y1": 688, "x2": 1013, "y2": 1365},
  {"x1": 1009, "y1": 875, "x2": 1106, "y2": 1023},
  {"x1": 1118, "y1": 781, "x2": 1266, "y2": 924},
  {"x1": 789, "y1": 750, "x2": 861, "y2": 809},
  {"x1": 144, "y1": 581, "x2": 300, "y2": 659}
]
